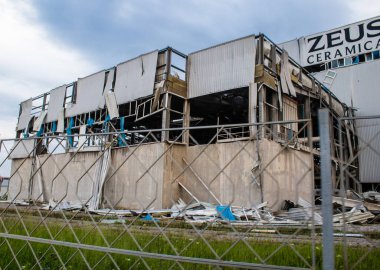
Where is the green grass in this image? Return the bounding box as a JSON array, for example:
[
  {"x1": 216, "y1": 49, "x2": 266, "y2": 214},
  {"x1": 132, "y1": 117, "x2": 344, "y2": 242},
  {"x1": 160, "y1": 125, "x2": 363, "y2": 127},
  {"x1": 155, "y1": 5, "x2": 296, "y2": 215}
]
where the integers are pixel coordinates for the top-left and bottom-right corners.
[{"x1": 0, "y1": 216, "x2": 379, "y2": 269}]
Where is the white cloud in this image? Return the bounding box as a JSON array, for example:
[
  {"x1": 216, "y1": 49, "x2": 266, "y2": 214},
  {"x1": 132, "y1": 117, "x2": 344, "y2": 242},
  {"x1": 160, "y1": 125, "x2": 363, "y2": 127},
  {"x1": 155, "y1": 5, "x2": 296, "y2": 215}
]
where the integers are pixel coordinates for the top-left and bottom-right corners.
[
  {"x1": 345, "y1": 0, "x2": 380, "y2": 22},
  {"x1": 0, "y1": 0, "x2": 97, "y2": 140}
]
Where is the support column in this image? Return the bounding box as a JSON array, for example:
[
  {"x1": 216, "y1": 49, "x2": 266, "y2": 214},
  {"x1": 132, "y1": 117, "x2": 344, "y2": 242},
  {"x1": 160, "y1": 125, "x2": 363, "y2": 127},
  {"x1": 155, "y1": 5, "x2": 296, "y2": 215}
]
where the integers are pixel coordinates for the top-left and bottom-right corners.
[
  {"x1": 319, "y1": 108, "x2": 334, "y2": 270},
  {"x1": 183, "y1": 99, "x2": 190, "y2": 145},
  {"x1": 161, "y1": 93, "x2": 171, "y2": 142}
]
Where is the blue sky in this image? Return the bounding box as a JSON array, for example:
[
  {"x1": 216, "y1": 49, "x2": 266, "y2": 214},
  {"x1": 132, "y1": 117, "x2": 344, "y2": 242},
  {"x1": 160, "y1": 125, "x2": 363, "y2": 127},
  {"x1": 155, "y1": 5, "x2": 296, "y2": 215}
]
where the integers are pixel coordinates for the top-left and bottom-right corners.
[{"x1": 0, "y1": 0, "x2": 380, "y2": 139}]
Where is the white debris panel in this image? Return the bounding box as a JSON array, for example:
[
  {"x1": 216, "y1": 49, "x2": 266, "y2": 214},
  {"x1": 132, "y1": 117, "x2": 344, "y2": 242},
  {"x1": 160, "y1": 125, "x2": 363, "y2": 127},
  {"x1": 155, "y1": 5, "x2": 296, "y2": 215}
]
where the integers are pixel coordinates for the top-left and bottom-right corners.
[
  {"x1": 104, "y1": 91, "x2": 119, "y2": 119},
  {"x1": 114, "y1": 50, "x2": 158, "y2": 105},
  {"x1": 17, "y1": 99, "x2": 33, "y2": 131},
  {"x1": 66, "y1": 70, "x2": 106, "y2": 117},
  {"x1": 33, "y1": 111, "x2": 47, "y2": 132},
  {"x1": 104, "y1": 68, "x2": 115, "y2": 92},
  {"x1": 46, "y1": 85, "x2": 66, "y2": 123},
  {"x1": 188, "y1": 35, "x2": 256, "y2": 98}
]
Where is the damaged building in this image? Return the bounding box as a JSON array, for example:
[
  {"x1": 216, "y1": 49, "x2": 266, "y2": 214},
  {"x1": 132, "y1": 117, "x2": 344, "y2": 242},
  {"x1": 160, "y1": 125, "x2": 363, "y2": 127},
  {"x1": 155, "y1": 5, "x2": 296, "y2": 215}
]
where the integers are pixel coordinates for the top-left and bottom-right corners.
[
  {"x1": 7, "y1": 34, "x2": 351, "y2": 211},
  {"x1": 280, "y1": 15, "x2": 380, "y2": 191}
]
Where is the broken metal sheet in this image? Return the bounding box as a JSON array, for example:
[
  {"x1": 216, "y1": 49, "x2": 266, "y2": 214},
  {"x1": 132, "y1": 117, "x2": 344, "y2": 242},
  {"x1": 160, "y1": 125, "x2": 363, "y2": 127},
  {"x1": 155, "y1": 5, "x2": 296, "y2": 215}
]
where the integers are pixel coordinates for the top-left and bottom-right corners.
[
  {"x1": 333, "y1": 194, "x2": 380, "y2": 212},
  {"x1": 333, "y1": 209, "x2": 374, "y2": 224},
  {"x1": 188, "y1": 35, "x2": 256, "y2": 98},
  {"x1": 249, "y1": 82, "x2": 258, "y2": 136},
  {"x1": 78, "y1": 125, "x2": 87, "y2": 148},
  {"x1": 56, "y1": 108, "x2": 65, "y2": 133},
  {"x1": 276, "y1": 81, "x2": 283, "y2": 111},
  {"x1": 45, "y1": 199, "x2": 83, "y2": 212},
  {"x1": 104, "y1": 68, "x2": 115, "y2": 92},
  {"x1": 88, "y1": 147, "x2": 111, "y2": 211},
  {"x1": 46, "y1": 85, "x2": 66, "y2": 123},
  {"x1": 114, "y1": 50, "x2": 158, "y2": 105},
  {"x1": 363, "y1": 191, "x2": 380, "y2": 202},
  {"x1": 66, "y1": 70, "x2": 106, "y2": 117},
  {"x1": 33, "y1": 111, "x2": 47, "y2": 132},
  {"x1": 249, "y1": 82, "x2": 258, "y2": 108},
  {"x1": 279, "y1": 62, "x2": 289, "y2": 95},
  {"x1": 91, "y1": 209, "x2": 133, "y2": 216},
  {"x1": 17, "y1": 99, "x2": 33, "y2": 131},
  {"x1": 9, "y1": 139, "x2": 35, "y2": 159},
  {"x1": 152, "y1": 80, "x2": 165, "y2": 111},
  {"x1": 104, "y1": 90, "x2": 119, "y2": 119},
  {"x1": 332, "y1": 196, "x2": 364, "y2": 209},
  {"x1": 282, "y1": 51, "x2": 297, "y2": 97}
]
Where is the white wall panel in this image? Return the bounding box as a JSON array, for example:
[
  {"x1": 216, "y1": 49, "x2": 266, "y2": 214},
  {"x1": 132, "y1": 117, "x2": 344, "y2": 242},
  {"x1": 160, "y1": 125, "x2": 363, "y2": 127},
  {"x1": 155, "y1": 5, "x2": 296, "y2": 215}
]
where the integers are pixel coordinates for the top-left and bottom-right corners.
[
  {"x1": 314, "y1": 61, "x2": 380, "y2": 183},
  {"x1": 313, "y1": 60, "x2": 380, "y2": 116},
  {"x1": 46, "y1": 85, "x2": 66, "y2": 123},
  {"x1": 356, "y1": 118, "x2": 380, "y2": 183},
  {"x1": 17, "y1": 99, "x2": 33, "y2": 131},
  {"x1": 114, "y1": 50, "x2": 158, "y2": 105},
  {"x1": 279, "y1": 39, "x2": 301, "y2": 64},
  {"x1": 66, "y1": 71, "x2": 106, "y2": 117},
  {"x1": 188, "y1": 35, "x2": 256, "y2": 98}
]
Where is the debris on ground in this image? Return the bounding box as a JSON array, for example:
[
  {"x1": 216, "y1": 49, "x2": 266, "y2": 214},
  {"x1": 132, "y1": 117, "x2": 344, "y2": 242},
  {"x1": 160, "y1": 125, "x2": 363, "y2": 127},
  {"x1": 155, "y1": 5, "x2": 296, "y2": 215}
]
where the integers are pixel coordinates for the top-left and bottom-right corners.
[{"x1": 7, "y1": 190, "x2": 380, "y2": 226}]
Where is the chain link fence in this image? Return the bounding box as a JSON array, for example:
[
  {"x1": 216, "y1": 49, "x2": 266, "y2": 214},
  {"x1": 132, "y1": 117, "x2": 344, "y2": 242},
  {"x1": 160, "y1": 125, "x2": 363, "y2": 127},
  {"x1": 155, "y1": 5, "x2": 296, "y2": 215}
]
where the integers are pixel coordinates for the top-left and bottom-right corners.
[
  {"x1": 336, "y1": 114, "x2": 380, "y2": 270},
  {"x1": 0, "y1": 116, "x2": 379, "y2": 269}
]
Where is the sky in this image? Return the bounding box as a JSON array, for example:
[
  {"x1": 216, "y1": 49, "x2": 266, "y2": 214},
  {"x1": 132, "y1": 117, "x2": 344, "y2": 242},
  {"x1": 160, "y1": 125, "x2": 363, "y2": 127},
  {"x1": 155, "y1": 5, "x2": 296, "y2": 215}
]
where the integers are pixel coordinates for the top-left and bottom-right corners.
[{"x1": 0, "y1": 0, "x2": 380, "y2": 141}]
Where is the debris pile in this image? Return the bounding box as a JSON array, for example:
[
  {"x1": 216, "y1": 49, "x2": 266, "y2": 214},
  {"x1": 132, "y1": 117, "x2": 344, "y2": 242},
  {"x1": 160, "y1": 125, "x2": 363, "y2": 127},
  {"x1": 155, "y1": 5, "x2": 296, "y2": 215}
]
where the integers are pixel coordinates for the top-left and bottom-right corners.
[
  {"x1": 331, "y1": 190, "x2": 379, "y2": 224},
  {"x1": 3, "y1": 190, "x2": 380, "y2": 226},
  {"x1": 276, "y1": 198, "x2": 323, "y2": 225}
]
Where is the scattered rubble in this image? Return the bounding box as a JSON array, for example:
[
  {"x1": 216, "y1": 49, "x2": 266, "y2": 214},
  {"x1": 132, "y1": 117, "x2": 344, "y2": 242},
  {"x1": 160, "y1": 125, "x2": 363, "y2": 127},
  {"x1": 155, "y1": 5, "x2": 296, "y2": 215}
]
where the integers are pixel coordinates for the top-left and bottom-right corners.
[{"x1": 5, "y1": 190, "x2": 380, "y2": 226}]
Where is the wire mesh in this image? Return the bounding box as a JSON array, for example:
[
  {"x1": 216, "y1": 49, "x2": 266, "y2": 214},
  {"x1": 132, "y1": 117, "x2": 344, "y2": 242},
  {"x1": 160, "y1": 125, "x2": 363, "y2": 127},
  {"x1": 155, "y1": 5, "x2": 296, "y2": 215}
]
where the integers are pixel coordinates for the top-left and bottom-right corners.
[{"x1": 0, "y1": 120, "x2": 324, "y2": 269}]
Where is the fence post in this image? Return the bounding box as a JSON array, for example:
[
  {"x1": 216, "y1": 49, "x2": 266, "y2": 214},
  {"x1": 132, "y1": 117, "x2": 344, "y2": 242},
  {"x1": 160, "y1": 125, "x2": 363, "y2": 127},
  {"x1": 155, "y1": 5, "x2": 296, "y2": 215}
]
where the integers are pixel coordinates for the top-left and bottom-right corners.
[{"x1": 318, "y1": 108, "x2": 334, "y2": 269}]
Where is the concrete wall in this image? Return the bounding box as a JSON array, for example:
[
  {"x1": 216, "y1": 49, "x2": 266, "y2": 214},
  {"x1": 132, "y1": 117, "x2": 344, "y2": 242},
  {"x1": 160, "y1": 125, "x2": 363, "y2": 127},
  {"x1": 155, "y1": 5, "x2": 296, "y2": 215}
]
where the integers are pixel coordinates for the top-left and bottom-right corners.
[
  {"x1": 164, "y1": 139, "x2": 313, "y2": 211},
  {"x1": 9, "y1": 143, "x2": 166, "y2": 209},
  {"x1": 9, "y1": 151, "x2": 101, "y2": 203},
  {"x1": 260, "y1": 139, "x2": 313, "y2": 210},
  {"x1": 103, "y1": 143, "x2": 165, "y2": 209},
  {"x1": 8, "y1": 140, "x2": 313, "y2": 211}
]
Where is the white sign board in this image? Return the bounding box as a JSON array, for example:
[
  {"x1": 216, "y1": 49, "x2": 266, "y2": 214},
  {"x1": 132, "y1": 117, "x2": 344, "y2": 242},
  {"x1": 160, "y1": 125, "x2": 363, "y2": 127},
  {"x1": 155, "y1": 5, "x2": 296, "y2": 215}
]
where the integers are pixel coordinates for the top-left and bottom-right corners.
[{"x1": 300, "y1": 16, "x2": 380, "y2": 66}]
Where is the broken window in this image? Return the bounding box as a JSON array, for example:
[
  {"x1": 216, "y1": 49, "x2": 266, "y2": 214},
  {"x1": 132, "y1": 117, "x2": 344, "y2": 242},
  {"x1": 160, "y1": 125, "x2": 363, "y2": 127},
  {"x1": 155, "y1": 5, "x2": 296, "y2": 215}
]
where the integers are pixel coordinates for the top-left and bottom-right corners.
[
  {"x1": 331, "y1": 60, "x2": 338, "y2": 68},
  {"x1": 64, "y1": 83, "x2": 76, "y2": 108},
  {"x1": 338, "y1": 58, "x2": 344, "y2": 67},
  {"x1": 344, "y1": 57, "x2": 352, "y2": 66},
  {"x1": 365, "y1": 52, "x2": 373, "y2": 62},
  {"x1": 373, "y1": 50, "x2": 380, "y2": 60}
]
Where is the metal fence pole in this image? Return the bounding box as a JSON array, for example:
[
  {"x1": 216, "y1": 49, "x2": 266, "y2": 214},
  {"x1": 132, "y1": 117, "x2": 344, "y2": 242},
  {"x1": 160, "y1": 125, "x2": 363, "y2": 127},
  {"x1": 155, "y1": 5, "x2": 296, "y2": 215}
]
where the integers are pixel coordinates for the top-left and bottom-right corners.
[{"x1": 318, "y1": 109, "x2": 334, "y2": 270}]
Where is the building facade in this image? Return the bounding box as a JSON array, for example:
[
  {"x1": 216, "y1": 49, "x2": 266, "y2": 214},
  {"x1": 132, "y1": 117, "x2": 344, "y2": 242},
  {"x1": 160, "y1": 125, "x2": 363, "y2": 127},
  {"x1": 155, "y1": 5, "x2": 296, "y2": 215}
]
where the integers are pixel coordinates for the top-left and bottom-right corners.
[
  {"x1": 280, "y1": 16, "x2": 380, "y2": 187},
  {"x1": 8, "y1": 34, "x2": 350, "y2": 210}
]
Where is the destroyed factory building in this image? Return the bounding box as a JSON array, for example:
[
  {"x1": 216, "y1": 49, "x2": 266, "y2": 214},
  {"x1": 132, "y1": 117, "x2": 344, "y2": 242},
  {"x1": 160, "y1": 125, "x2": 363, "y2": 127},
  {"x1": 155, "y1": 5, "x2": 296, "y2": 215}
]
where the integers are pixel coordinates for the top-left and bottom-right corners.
[{"x1": 9, "y1": 33, "x2": 353, "y2": 211}]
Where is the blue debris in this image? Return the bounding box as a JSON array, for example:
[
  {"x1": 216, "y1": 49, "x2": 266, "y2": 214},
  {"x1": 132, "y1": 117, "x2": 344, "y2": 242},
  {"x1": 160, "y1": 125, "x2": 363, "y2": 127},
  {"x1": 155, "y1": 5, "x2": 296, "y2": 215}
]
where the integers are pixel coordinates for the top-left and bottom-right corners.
[
  {"x1": 67, "y1": 117, "x2": 74, "y2": 147},
  {"x1": 52, "y1": 121, "x2": 57, "y2": 132},
  {"x1": 118, "y1": 117, "x2": 127, "y2": 146},
  {"x1": 87, "y1": 118, "x2": 94, "y2": 127},
  {"x1": 216, "y1": 205, "x2": 236, "y2": 221},
  {"x1": 36, "y1": 125, "x2": 44, "y2": 137},
  {"x1": 23, "y1": 129, "x2": 29, "y2": 138},
  {"x1": 141, "y1": 213, "x2": 158, "y2": 222}
]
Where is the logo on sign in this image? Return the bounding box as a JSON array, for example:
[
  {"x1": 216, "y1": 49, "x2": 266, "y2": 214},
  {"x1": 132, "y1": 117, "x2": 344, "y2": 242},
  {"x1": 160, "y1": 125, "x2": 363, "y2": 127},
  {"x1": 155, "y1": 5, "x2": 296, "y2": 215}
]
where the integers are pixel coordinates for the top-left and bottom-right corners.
[{"x1": 302, "y1": 18, "x2": 380, "y2": 66}]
